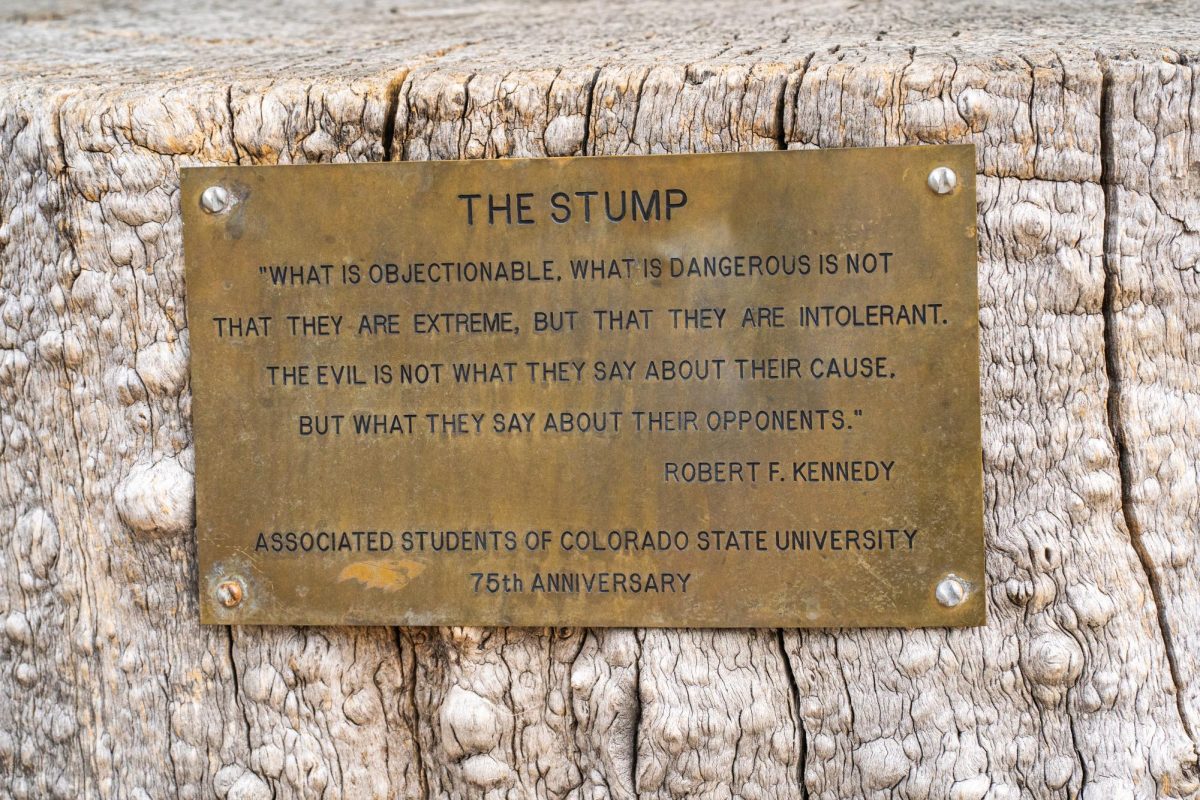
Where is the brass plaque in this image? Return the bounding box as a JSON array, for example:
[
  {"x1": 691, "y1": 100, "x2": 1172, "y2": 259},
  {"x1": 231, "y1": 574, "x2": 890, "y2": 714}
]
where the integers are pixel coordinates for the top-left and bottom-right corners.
[{"x1": 183, "y1": 145, "x2": 984, "y2": 627}]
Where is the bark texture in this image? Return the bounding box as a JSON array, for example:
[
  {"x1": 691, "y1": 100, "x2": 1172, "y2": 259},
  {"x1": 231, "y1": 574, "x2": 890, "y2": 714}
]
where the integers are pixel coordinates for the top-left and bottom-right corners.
[{"x1": 1, "y1": 2, "x2": 1199, "y2": 798}]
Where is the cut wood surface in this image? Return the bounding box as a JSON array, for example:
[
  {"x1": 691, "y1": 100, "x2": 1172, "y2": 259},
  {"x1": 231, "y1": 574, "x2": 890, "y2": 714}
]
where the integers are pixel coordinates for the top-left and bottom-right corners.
[{"x1": 1, "y1": 1, "x2": 1198, "y2": 797}]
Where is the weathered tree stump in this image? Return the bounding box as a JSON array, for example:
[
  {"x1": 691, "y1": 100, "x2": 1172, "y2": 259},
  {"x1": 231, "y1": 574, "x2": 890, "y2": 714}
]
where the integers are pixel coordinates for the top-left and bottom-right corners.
[{"x1": 1, "y1": 2, "x2": 1199, "y2": 798}]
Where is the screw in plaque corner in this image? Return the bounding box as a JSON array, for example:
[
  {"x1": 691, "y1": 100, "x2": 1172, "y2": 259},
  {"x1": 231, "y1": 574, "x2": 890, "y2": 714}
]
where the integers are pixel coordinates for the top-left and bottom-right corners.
[
  {"x1": 935, "y1": 574, "x2": 969, "y2": 608},
  {"x1": 926, "y1": 166, "x2": 958, "y2": 195},
  {"x1": 200, "y1": 185, "x2": 235, "y2": 214},
  {"x1": 216, "y1": 577, "x2": 245, "y2": 608}
]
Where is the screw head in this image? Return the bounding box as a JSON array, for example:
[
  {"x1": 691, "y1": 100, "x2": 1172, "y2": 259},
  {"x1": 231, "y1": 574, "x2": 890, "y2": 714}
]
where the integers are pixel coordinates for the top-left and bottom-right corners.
[
  {"x1": 216, "y1": 578, "x2": 244, "y2": 608},
  {"x1": 935, "y1": 574, "x2": 968, "y2": 607},
  {"x1": 927, "y1": 166, "x2": 958, "y2": 195},
  {"x1": 200, "y1": 185, "x2": 233, "y2": 214}
]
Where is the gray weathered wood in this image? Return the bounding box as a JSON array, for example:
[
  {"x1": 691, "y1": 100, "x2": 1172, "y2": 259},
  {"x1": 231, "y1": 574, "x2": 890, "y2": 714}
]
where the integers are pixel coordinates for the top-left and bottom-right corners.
[{"x1": 1, "y1": 2, "x2": 1198, "y2": 798}]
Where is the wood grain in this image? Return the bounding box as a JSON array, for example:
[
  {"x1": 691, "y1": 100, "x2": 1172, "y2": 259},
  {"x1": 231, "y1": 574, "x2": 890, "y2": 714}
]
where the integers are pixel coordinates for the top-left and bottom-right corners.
[{"x1": 1, "y1": 2, "x2": 1198, "y2": 797}]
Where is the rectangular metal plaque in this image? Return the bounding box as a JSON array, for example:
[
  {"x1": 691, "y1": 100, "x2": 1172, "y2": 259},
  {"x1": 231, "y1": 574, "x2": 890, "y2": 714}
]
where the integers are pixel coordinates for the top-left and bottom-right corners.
[{"x1": 183, "y1": 145, "x2": 984, "y2": 627}]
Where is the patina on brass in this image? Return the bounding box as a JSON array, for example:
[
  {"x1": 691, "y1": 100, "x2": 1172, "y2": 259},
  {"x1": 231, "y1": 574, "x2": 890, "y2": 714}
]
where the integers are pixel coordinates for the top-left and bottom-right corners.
[{"x1": 183, "y1": 145, "x2": 984, "y2": 627}]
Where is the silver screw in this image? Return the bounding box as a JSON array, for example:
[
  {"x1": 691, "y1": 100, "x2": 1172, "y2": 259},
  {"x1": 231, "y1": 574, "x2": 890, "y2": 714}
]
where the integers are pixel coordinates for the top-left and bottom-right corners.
[
  {"x1": 935, "y1": 574, "x2": 968, "y2": 607},
  {"x1": 200, "y1": 185, "x2": 234, "y2": 214},
  {"x1": 216, "y1": 578, "x2": 244, "y2": 608},
  {"x1": 927, "y1": 166, "x2": 958, "y2": 195}
]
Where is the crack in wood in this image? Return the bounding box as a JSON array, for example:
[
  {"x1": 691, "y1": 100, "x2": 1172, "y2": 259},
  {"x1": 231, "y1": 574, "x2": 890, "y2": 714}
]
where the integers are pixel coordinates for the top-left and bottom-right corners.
[{"x1": 1100, "y1": 64, "x2": 1200, "y2": 761}]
